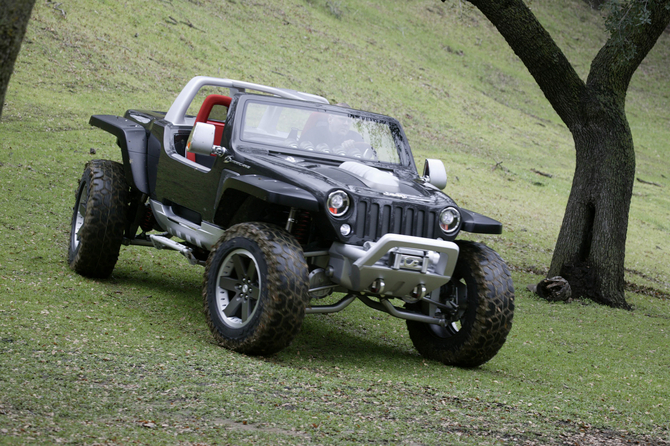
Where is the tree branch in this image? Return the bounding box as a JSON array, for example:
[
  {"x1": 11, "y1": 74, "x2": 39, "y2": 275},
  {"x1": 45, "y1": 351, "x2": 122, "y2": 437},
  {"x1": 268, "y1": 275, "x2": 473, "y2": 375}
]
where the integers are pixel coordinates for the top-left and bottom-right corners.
[
  {"x1": 588, "y1": 0, "x2": 670, "y2": 93},
  {"x1": 463, "y1": 0, "x2": 586, "y2": 130}
]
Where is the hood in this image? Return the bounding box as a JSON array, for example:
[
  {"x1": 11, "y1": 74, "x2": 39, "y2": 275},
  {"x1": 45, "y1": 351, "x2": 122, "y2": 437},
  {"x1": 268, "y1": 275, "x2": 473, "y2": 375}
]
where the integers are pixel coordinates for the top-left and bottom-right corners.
[
  {"x1": 234, "y1": 150, "x2": 443, "y2": 205},
  {"x1": 313, "y1": 161, "x2": 429, "y2": 197}
]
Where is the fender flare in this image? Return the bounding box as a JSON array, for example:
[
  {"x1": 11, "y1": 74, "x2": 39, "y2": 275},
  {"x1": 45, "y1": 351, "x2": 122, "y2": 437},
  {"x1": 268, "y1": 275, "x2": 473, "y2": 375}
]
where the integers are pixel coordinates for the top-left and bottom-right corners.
[
  {"x1": 89, "y1": 115, "x2": 150, "y2": 194},
  {"x1": 221, "y1": 175, "x2": 319, "y2": 211},
  {"x1": 460, "y1": 208, "x2": 503, "y2": 235}
]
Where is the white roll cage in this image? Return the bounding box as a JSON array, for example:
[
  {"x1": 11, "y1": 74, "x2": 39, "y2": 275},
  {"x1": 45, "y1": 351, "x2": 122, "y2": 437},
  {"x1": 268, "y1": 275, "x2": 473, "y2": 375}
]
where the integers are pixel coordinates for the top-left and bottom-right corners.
[{"x1": 164, "y1": 76, "x2": 329, "y2": 126}]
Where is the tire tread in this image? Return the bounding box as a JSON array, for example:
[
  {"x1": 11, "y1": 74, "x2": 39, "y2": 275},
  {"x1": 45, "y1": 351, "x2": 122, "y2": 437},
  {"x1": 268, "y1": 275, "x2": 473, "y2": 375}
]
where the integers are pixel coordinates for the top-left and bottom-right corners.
[
  {"x1": 68, "y1": 160, "x2": 128, "y2": 278},
  {"x1": 203, "y1": 222, "x2": 309, "y2": 355},
  {"x1": 407, "y1": 241, "x2": 514, "y2": 367}
]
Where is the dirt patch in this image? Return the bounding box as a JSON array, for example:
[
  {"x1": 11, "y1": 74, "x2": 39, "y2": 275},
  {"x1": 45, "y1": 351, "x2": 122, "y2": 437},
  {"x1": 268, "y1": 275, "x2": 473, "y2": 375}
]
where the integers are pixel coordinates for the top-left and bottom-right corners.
[
  {"x1": 625, "y1": 282, "x2": 670, "y2": 300},
  {"x1": 558, "y1": 429, "x2": 669, "y2": 446}
]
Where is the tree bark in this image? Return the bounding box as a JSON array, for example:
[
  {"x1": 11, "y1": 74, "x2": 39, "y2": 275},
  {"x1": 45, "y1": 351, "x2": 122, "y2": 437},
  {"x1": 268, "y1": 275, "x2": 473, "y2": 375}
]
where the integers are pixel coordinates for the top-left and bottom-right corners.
[
  {"x1": 0, "y1": 0, "x2": 37, "y2": 120},
  {"x1": 464, "y1": 0, "x2": 670, "y2": 308},
  {"x1": 551, "y1": 102, "x2": 635, "y2": 308},
  {"x1": 583, "y1": 0, "x2": 607, "y2": 9}
]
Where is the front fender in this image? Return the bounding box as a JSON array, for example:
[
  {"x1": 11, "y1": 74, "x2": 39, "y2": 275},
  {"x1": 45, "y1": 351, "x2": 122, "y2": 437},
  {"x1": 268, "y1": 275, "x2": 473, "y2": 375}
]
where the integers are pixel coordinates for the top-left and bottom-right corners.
[
  {"x1": 221, "y1": 175, "x2": 319, "y2": 211},
  {"x1": 89, "y1": 115, "x2": 150, "y2": 194},
  {"x1": 460, "y1": 208, "x2": 503, "y2": 234}
]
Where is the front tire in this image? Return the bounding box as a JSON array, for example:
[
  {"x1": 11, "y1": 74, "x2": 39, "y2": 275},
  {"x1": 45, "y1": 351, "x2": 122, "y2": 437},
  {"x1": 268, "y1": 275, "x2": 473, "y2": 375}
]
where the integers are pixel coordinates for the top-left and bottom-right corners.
[
  {"x1": 68, "y1": 160, "x2": 128, "y2": 278},
  {"x1": 203, "y1": 222, "x2": 309, "y2": 355},
  {"x1": 406, "y1": 241, "x2": 514, "y2": 367}
]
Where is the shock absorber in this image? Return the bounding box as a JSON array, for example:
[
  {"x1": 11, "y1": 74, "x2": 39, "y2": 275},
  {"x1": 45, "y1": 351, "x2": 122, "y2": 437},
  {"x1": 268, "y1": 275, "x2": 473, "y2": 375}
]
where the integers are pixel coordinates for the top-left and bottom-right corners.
[
  {"x1": 292, "y1": 210, "x2": 311, "y2": 246},
  {"x1": 140, "y1": 205, "x2": 157, "y2": 232}
]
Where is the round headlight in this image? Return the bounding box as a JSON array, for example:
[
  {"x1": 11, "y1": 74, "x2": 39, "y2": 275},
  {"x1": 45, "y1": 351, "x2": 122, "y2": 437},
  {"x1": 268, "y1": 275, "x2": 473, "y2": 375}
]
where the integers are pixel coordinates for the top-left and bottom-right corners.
[
  {"x1": 327, "y1": 190, "x2": 350, "y2": 217},
  {"x1": 439, "y1": 207, "x2": 461, "y2": 234}
]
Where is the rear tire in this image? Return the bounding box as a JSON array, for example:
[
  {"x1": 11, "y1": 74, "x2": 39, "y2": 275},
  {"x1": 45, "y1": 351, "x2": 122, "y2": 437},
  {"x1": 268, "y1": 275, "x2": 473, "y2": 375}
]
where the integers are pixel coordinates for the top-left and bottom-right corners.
[
  {"x1": 68, "y1": 160, "x2": 128, "y2": 278},
  {"x1": 406, "y1": 241, "x2": 514, "y2": 367},
  {"x1": 203, "y1": 222, "x2": 309, "y2": 355}
]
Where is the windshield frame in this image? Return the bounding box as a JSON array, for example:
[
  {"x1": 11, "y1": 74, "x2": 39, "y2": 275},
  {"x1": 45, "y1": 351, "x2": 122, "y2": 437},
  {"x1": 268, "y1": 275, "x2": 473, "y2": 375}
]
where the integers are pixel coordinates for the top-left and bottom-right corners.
[{"x1": 231, "y1": 95, "x2": 417, "y2": 171}]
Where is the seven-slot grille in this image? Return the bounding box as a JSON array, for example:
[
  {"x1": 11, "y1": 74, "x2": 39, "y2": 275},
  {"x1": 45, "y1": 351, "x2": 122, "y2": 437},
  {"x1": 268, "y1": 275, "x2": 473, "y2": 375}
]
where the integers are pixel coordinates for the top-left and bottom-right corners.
[{"x1": 354, "y1": 199, "x2": 437, "y2": 242}]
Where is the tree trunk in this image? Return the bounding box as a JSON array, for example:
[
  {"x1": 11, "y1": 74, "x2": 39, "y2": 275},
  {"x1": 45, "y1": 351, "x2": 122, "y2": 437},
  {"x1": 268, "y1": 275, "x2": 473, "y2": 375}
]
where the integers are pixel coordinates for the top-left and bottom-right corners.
[
  {"x1": 0, "y1": 0, "x2": 37, "y2": 120},
  {"x1": 548, "y1": 91, "x2": 635, "y2": 308},
  {"x1": 464, "y1": 0, "x2": 670, "y2": 308},
  {"x1": 583, "y1": 0, "x2": 607, "y2": 9}
]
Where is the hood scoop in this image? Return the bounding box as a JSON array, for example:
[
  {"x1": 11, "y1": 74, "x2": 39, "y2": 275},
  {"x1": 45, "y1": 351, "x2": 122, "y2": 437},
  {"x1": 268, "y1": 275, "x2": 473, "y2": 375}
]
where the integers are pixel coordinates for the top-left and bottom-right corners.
[{"x1": 338, "y1": 161, "x2": 401, "y2": 192}]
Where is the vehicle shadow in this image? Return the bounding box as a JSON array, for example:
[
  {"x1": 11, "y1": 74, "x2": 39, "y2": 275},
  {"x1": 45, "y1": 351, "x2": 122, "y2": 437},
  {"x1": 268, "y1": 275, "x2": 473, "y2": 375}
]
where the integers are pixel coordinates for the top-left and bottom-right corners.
[
  {"x1": 107, "y1": 262, "x2": 424, "y2": 369},
  {"x1": 102, "y1": 262, "x2": 204, "y2": 312},
  {"x1": 278, "y1": 305, "x2": 423, "y2": 370}
]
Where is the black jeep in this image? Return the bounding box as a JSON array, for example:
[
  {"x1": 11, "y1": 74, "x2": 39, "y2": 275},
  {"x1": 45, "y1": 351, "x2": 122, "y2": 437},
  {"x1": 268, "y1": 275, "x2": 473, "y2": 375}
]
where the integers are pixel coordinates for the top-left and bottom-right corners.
[{"x1": 68, "y1": 76, "x2": 514, "y2": 367}]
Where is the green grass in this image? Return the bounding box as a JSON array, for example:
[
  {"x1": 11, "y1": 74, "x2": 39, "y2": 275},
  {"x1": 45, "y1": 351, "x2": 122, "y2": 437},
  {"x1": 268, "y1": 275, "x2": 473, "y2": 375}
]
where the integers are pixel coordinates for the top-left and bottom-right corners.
[{"x1": 1, "y1": 0, "x2": 669, "y2": 444}]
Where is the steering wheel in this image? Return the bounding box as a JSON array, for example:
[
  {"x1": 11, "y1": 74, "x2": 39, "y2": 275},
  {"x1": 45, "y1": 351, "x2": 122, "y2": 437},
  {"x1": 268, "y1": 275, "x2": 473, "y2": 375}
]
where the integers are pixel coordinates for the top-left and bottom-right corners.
[{"x1": 333, "y1": 141, "x2": 377, "y2": 160}]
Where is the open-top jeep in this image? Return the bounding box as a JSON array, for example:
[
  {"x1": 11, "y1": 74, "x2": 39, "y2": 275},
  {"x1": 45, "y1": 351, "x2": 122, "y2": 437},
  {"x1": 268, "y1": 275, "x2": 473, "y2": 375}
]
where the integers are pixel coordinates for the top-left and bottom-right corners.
[{"x1": 68, "y1": 76, "x2": 514, "y2": 367}]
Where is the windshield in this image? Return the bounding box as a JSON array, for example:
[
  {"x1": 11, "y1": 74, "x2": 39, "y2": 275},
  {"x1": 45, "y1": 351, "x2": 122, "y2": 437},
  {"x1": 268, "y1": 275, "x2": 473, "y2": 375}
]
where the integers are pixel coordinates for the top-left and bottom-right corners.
[{"x1": 240, "y1": 100, "x2": 403, "y2": 164}]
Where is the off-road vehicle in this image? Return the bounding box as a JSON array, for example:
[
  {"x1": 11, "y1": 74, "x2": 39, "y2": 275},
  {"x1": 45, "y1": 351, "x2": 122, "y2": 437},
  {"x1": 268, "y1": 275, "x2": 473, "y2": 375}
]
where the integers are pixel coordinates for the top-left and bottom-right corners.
[{"x1": 68, "y1": 76, "x2": 514, "y2": 367}]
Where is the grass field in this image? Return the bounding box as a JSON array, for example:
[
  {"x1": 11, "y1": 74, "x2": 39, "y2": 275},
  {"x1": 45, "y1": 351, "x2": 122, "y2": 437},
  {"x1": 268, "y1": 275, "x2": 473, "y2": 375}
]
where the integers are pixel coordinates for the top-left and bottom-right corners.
[{"x1": 1, "y1": 0, "x2": 669, "y2": 444}]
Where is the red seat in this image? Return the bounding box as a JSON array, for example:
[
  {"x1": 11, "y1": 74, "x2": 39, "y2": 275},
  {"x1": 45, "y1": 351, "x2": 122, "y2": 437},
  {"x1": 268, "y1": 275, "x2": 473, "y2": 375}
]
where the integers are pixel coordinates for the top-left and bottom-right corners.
[
  {"x1": 301, "y1": 111, "x2": 328, "y2": 136},
  {"x1": 187, "y1": 94, "x2": 232, "y2": 163}
]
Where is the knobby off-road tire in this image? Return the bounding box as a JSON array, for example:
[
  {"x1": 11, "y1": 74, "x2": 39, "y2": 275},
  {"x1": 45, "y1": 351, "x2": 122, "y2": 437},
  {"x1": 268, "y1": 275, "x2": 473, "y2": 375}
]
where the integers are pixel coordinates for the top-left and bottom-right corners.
[
  {"x1": 203, "y1": 222, "x2": 309, "y2": 355},
  {"x1": 68, "y1": 160, "x2": 128, "y2": 278},
  {"x1": 407, "y1": 241, "x2": 514, "y2": 368}
]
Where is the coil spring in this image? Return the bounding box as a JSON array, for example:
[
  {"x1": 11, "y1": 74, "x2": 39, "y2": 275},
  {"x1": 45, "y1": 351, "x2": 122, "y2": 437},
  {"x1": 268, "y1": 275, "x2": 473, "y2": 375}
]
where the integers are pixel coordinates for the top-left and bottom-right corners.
[
  {"x1": 292, "y1": 211, "x2": 311, "y2": 245},
  {"x1": 140, "y1": 206, "x2": 156, "y2": 232}
]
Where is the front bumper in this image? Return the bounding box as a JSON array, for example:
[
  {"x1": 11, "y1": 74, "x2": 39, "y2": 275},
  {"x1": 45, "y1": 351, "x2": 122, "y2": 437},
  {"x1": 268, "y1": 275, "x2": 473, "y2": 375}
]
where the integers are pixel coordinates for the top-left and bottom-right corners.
[{"x1": 327, "y1": 234, "x2": 459, "y2": 299}]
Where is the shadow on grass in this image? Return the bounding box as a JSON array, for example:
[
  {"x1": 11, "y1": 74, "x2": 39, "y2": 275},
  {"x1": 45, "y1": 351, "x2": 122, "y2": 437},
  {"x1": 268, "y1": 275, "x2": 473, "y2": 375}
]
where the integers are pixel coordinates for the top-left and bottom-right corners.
[
  {"x1": 108, "y1": 260, "x2": 202, "y2": 301},
  {"x1": 105, "y1": 261, "x2": 426, "y2": 372},
  {"x1": 277, "y1": 309, "x2": 425, "y2": 373}
]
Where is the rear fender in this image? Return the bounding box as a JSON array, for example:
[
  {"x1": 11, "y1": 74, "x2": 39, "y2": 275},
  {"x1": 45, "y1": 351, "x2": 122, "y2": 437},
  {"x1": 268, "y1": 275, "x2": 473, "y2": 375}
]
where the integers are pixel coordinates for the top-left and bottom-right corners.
[{"x1": 89, "y1": 115, "x2": 150, "y2": 194}]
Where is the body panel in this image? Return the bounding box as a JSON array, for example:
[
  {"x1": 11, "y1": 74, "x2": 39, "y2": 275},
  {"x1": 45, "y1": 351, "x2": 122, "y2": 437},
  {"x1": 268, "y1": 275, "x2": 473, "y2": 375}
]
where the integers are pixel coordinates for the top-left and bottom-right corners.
[{"x1": 89, "y1": 115, "x2": 150, "y2": 194}]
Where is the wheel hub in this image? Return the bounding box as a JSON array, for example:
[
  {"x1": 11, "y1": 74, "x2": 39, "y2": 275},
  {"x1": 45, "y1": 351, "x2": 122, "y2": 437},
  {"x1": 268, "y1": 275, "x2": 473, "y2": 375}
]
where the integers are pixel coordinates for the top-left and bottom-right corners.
[{"x1": 215, "y1": 249, "x2": 261, "y2": 329}]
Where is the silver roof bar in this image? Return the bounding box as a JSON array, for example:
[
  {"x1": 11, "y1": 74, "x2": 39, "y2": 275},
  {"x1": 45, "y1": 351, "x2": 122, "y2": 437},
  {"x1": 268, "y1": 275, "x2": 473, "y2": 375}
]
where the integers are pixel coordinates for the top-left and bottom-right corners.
[{"x1": 165, "y1": 76, "x2": 329, "y2": 125}]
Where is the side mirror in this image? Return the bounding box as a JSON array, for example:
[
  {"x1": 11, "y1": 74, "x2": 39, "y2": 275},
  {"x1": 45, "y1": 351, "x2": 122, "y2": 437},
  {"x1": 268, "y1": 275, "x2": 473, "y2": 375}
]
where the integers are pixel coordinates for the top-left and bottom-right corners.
[
  {"x1": 422, "y1": 158, "x2": 447, "y2": 189},
  {"x1": 187, "y1": 122, "x2": 217, "y2": 156}
]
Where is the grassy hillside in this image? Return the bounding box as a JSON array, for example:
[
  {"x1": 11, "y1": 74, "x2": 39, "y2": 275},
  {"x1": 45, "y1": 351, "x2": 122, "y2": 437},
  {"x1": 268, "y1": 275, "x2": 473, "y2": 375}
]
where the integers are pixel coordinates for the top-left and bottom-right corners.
[
  {"x1": 1, "y1": 0, "x2": 669, "y2": 444},
  {"x1": 5, "y1": 0, "x2": 669, "y2": 283}
]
